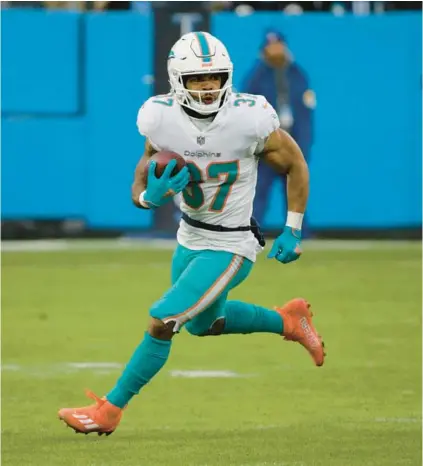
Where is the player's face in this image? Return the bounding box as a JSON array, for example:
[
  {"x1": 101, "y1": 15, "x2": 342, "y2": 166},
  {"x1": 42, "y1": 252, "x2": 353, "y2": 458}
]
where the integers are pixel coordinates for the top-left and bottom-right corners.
[
  {"x1": 185, "y1": 74, "x2": 222, "y2": 106},
  {"x1": 264, "y1": 41, "x2": 287, "y2": 67}
]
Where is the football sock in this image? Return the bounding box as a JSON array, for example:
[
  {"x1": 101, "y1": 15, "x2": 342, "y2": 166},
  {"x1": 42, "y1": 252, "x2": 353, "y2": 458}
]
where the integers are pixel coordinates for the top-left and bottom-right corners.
[
  {"x1": 221, "y1": 300, "x2": 283, "y2": 335},
  {"x1": 107, "y1": 332, "x2": 171, "y2": 408}
]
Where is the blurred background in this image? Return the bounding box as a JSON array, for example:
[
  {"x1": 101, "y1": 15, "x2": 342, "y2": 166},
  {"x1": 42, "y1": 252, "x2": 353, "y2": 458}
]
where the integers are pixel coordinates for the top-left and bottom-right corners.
[{"x1": 1, "y1": 1, "x2": 422, "y2": 241}]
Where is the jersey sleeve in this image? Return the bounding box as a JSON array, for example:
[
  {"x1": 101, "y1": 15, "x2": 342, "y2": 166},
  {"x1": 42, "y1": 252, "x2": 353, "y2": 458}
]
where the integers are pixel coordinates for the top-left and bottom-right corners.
[
  {"x1": 255, "y1": 96, "x2": 280, "y2": 143},
  {"x1": 136, "y1": 98, "x2": 163, "y2": 150}
]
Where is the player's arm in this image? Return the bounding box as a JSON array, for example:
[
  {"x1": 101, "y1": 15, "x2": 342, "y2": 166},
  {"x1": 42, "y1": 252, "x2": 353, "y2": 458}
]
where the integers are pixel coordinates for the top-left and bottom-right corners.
[
  {"x1": 133, "y1": 100, "x2": 189, "y2": 210},
  {"x1": 261, "y1": 128, "x2": 309, "y2": 219},
  {"x1": 131, "y1": 139, "x2": 189, "y2": 210},
  {"x1": 131, "y1": 139, "x2": 157, "y2": 209},
  {"x1": 260, "y1": 128, "x2": 309, "y2": 264}
]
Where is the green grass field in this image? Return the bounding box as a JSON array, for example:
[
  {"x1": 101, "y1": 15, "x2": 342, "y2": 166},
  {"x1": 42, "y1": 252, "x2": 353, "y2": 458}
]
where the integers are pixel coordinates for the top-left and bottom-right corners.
[{"x1": 2, "y1": 241, "x2": 422, "y2": 466}]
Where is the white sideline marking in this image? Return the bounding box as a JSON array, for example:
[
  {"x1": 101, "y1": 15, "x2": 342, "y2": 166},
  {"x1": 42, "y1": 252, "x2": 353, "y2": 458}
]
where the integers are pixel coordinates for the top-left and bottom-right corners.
[
  {"x1": 255, "y1": 424, "x2": 280, "y2": 430},
  {"x1": 1, "y1": 362, "x2": 124, "y2": 375},
  {"x1": 401, "y1": 390, "x2": 415, "y2": 395},
  {"x1": 2, "y1": 364, "x2": 20, "y2": 371},
  {"x1": 2, "y1": 261, "x2": 167, "y2": 270},
  {"x1": 2, "y1": 363, "x2": 253, "y2": 379},
  {"x1": 1, "y1": 239, "x2": 177, "y2": 252},
  {"x1": 67, "y1": 362, "x2": 123, "y2": 370},
  {"x1": 169, "y1": 370, "x2": 254, "y2": 378},
  {"x1": 2, "y1": 238, "x2": 420, "y2": 253}
]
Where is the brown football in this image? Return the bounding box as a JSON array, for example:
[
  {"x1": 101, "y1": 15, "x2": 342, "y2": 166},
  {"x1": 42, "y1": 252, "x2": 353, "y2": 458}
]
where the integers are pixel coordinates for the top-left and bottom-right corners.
[{"x1": 144, "y1": 151, "x2": 186, "y2": 185}]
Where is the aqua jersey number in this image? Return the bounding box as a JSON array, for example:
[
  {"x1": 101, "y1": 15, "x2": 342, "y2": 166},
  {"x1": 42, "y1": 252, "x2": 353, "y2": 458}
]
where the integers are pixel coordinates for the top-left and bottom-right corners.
[
  {"x1": 183, "y1": 163, "x2": 204, "y2": 209},
  {"x1": 233, "y1": 93, "x2": 257, "y2": 107},
  {"x1": 207, "y1": 162, "x2": 239, "y2": 212},
  {"x1": 152, "y1": 96, "x2": 174, "y2": 106},
  {"x1": 183, "y1": 161, "x2": 239, "y2": 212}
]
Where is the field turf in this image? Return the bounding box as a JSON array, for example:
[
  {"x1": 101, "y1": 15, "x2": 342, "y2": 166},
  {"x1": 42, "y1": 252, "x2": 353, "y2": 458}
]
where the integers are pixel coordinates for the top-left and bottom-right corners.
[{"x1": 2, "y1": 241, "x2": 421, "y2": 466}]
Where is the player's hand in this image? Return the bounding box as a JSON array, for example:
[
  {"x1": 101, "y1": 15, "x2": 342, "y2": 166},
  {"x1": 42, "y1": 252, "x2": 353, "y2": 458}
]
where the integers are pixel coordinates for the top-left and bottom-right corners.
[
  {"x1": 267, "y1": 226, "x2": 302, "y2": 264},
  {"x1": 144, "y1": 160, "x2": 189, "y2": 207}
]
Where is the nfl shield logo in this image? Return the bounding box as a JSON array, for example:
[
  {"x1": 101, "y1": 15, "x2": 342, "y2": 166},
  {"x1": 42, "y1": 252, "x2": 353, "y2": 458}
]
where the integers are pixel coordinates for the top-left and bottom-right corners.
[{"x1": 197, "y1": 136, "x2": 205, "y2": 146}]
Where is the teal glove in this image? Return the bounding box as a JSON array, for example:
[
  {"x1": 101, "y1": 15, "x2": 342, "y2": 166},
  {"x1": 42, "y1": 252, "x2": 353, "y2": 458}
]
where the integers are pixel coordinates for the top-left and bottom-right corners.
[
  {"x1": 144, "y1": 160, "x2": 189, "y2": 208},
  {"x1": 268, "y1": 226, "x2": 302, "y2": 264}
]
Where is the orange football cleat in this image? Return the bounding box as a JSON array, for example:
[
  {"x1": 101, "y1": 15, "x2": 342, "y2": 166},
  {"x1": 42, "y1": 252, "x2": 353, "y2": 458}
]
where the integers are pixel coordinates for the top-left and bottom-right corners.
[
  {"x1": 275, "y1": 298, "x2": 325, "y2": 367},
  {"x1": 58, "y1": 390, "x2": 123, "y2": 436}
]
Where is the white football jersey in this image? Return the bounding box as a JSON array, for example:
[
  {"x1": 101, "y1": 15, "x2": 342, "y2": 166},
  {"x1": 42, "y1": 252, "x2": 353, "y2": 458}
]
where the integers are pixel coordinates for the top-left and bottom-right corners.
[{"x1": 137, "y1": 93, "x2": 280, "y2": 262}]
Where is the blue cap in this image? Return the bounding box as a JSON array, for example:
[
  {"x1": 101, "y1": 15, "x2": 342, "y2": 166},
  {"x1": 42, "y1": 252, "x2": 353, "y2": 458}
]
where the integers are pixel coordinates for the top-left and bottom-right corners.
[{"x1": 261, "y1": 29, "x2": 286, "y2": 50}]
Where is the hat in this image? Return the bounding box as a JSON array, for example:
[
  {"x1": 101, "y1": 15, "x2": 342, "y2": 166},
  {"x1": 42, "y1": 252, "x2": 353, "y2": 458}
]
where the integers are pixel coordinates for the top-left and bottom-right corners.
[{"x1": 261, "y1": 29, "x2": 286, "y2": 49}]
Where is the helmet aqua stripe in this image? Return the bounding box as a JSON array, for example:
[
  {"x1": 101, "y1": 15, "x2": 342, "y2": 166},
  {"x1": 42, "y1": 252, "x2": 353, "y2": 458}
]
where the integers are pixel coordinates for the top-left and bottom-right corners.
[{"x1": 194, "y1": 32, "x2": 212, "y2": 64}]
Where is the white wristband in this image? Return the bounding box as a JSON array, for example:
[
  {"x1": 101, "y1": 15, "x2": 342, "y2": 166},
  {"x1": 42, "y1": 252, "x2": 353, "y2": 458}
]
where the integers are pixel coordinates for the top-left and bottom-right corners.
[
  {"x1": 286, "y1": 211, "x2": 304, "y2": 230},
  {"x1": 138, "y1": 191, "x2": 151, "y2": 209}
]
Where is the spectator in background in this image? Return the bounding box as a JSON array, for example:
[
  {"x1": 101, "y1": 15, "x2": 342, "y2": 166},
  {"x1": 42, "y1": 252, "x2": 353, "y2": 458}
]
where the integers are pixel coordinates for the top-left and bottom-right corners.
[{"x1": 243, "y1": 29, "x2": 315, "y2": 237}]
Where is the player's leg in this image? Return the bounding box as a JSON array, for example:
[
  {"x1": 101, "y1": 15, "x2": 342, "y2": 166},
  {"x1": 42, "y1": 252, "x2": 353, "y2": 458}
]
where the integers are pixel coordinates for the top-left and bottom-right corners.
[
  {"x1": 184, "y1": 292, "x2": 228, "y2": 336},
  {"x1": 58, "y1": 246, "x2": 251, "y2": 434},
  {"x1": 57, "y1": 245, "x2": 194, "y2": 435},
  {"x1": 104, "y1": 245, "x2": 196, "y2": 409},
  {"x1": 183, "y1": 252, "x2": 282, "y2": 337},
  {"x1": 185, "y1": 296, "x2": 282, "y2": 336},
  {"x1": 106, "y1": 248, "x2": 251, "y2": 408},
  {"x1": 156, "y1": 249, "x2": 252, "y2": 334},
  {"x1": 185, "y1": 264, "x2": 325, "y2": 366},
  {"x1": 185, "y1": 271, "x2": 282, "y2": 337},
  {"x1": 223, "y1": 298, "x2": 325, "y2": 366}
]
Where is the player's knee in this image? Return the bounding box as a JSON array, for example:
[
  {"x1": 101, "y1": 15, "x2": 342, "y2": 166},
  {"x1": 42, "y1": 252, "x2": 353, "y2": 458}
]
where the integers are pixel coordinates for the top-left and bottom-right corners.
[
  {"x1": 148, "y1": 318, "x2": 176, "y2": 340},
  {"x1": 149, "y1": 300, "x2": 180, "y2": 339},
  {"x1": 207, "y1": 317, "x2": 226, "y2": 335},
  {"x1": 185, "y1": 317, "x2": 225, "y2": 337}
]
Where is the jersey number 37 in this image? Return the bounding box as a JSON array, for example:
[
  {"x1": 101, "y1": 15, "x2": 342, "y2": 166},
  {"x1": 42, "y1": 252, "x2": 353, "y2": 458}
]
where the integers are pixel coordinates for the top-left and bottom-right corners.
[{"x1": 183, "y1": 161, "x2": 239, "y2": 212}]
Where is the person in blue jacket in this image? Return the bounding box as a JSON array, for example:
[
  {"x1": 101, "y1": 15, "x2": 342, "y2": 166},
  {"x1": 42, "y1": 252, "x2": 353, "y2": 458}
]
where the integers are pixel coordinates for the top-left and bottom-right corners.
[{"x1": 243, "y1": 29, "x2": 315, "y2": 236}]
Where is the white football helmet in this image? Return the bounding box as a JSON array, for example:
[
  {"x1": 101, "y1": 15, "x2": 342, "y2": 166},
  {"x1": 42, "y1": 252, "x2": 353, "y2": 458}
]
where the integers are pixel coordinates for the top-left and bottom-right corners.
[{"x1": 168, "y1": 31, "x2": 233, "y2": 115}]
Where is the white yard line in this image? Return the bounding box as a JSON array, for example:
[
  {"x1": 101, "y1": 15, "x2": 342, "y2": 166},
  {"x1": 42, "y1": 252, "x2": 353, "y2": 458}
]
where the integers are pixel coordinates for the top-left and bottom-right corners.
[
  {"x1": 1, "y1": 238, "x2": 177, "y2": 252},
  {"x1": 2, "y1": 363, "x2": 254, "y2": 379},
  {"x1": 1, "y1": 238, "x2": 420, "y2": 253},
  {"x1": 1, "y1": 362, "x2": 123, "y2": 376},
  {"x1": 67, "y1": 362, "x2": 123, "y2": 370}
]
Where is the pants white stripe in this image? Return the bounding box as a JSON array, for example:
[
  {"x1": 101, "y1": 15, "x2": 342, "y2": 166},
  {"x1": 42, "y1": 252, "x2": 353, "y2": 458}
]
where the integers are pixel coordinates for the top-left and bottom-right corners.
[{"x1": 164, "y1": 255, "x2": 243, "y2": 331}]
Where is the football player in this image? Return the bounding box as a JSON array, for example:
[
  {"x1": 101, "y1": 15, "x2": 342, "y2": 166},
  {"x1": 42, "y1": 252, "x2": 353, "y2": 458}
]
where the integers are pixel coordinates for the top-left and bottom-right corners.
[{"x1": 58, "y1": 31, "x2": 325, "y2": 436}]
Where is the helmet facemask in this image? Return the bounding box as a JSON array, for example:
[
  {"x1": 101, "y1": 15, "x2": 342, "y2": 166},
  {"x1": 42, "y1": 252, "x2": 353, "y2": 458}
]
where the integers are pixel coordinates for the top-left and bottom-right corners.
[{"x1": 170, "y1": 69, "x2": 232, "y2": 115}]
